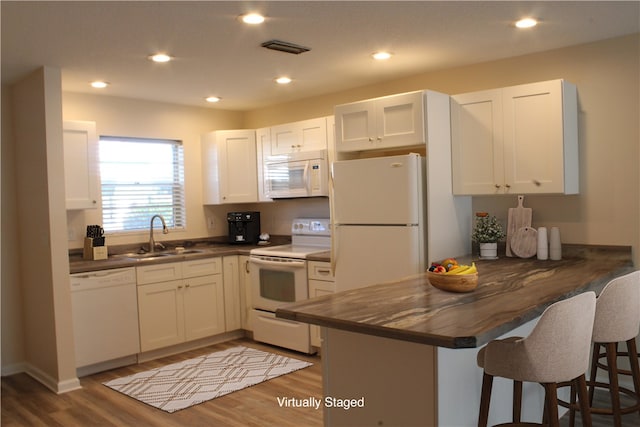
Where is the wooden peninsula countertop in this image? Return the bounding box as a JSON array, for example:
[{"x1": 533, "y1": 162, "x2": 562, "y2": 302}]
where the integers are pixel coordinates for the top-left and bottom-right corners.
[{"x1": 277, "y1": 245, "x2": 634, "y2": 349}]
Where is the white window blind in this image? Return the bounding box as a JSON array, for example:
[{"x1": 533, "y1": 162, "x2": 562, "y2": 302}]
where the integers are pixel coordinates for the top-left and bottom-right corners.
[{"x1": 99, "y1": 137, "x2": 186, "y2": 233}]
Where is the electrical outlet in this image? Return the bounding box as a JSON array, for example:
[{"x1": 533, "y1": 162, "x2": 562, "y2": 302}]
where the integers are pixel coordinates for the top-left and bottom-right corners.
[
  {"x1": 207, "y1": 217, "x2": 215, "y2": 229},
  {"x1": 68, "y1": 228, "x2": 77, "y2": 241}
]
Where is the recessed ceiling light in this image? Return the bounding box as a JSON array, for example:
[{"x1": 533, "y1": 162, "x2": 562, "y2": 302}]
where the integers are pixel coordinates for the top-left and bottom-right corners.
[
  {"x1": 275, "y1": 77, "x2": 292, "y2": 85},
  {"x1": 149, "y1": 53, "x2": 172, "y2": 63},
  {"x1": 90, "y1": 81, "x2": 109, "y2": 89},
  {"x1": 205, "y1": 96, "x2": 221, "y2": 103},
  {"x1": 515, "y1": 18, "x2": 538, "y2": 29},
  {"x1": 372, "y1": 51, "x2": 392, "y2": 60},
  {"x1": 241, "y1": 13, "x2": 265, "y2": 24}
]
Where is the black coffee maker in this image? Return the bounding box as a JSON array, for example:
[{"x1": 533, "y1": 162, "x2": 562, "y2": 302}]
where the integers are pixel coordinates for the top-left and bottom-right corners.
[{"x1": 227, "y1": 212, "x2": 261, "y2": 244}]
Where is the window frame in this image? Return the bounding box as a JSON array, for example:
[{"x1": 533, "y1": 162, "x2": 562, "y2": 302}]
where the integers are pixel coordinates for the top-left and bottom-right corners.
[{"x1": 98, "y1": 136, "x2": 186, "y2": 234}]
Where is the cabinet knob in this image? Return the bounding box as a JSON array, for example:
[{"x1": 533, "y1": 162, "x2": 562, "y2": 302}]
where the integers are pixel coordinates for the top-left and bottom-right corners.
[
  {"x1": 494, "y1": 184, "x2": 501, "y2": 189},
  {"x1": 177, "y1": 285, "x2": 183, "y2": 289},
  {"x1": 368, "y1": 137, "x2": 374, "y2": 142},
  {"x1": 505, "y1": 184, "x2": 511, "y2": 189},
  {"x1": 92, "y1": 200, "x2": 97, "y2": 204},
  {"x1": 185, "y1": 283, "x2": 190, "y2": 288},
  {"x1": 377, "y1": 136, "x2": 382, "y2": 141},
  {"x1": 532, "y1": 179, "x2": 541, "y2": 187}
]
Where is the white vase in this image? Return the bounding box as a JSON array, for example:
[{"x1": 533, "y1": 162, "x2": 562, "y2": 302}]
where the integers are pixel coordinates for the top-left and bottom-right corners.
[
  {"x1": 479, "y1": 242, "x2": 498, "y2": 259},
  {"x1": 549, "y1": 227, "x2": 562, "y2": 260},
  {"x1": 537, "y1": 227, "x2": 548, "y2": 260}
]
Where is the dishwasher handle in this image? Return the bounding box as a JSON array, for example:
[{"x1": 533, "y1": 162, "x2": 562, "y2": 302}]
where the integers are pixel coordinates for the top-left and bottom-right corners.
[{"x1": 70, "y1": 267, "x2": 136, "y2": 289}]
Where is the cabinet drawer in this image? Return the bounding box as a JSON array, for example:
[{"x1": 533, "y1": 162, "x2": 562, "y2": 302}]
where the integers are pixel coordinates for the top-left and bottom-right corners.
[
  {"x1": 308, "y1": 261, "x2": 334, "y2": 282},
  {"x1": 183, "y1": 257, "x2": 222, "y2": 278},
  {"x1": 136, "y1": 262, "x2": 182, "y2": 285}
]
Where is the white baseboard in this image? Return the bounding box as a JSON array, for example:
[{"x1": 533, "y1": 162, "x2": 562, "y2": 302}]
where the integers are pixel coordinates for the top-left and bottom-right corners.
[
  {"x1": 24, "y1": 363, "x2": 81, "y2": 394},
  {"x1": 77, "y1": 354, "x2": 138, "y2": 378},
  {"x1": 1, "y1": 361, "x2": 27, "y2": 377}
]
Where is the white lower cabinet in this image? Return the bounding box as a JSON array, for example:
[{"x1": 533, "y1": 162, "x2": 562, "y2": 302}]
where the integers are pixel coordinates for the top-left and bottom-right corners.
[
  {"x1": 137, "y1": 259, "x2": 225, "y2": 352},
  {"x1": 307, "y1": 261, "x2": 335, "y2": 347},
  {"x1": 222, "y1": 255, "x2": 242, "y2": 331},
  {"x1": 238, "y1": 255, "x2": 253, "y2": 331}
]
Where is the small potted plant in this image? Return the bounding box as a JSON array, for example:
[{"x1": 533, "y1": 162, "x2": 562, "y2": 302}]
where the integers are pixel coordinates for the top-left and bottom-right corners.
[{"x1": 472, "y1": 212, "x2": 505, "y2": 259}]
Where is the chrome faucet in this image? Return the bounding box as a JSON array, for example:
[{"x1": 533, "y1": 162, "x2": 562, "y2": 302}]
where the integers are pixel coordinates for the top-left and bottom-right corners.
[{"x1": 149, "y1": 214, "x2": 169, "y2": 252}]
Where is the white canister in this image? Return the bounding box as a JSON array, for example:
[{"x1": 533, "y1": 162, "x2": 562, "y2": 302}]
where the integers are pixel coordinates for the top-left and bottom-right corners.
[
  {"x1": 549, "y1": 227, "x2": 562, "y2": 260},
  {"x1": 537, "y1": 227, "x2": 548, "y2": 260}
]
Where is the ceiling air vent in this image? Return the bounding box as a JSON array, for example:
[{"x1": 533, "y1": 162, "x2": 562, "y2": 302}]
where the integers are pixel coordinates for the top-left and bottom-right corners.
[{"x1": 261, "y1": 39, "x2": 310, "y2": 55}]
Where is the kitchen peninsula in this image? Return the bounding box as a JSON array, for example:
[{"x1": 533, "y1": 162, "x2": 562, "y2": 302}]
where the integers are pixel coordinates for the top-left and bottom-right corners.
[{"x1": 277, "y1": 245, "x2": 635, "y2": 426}]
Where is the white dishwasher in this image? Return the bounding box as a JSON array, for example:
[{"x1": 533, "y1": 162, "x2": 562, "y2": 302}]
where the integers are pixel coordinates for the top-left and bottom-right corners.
[{"x1": 70, "y1": 267, "x2": 140, "y2": 373}]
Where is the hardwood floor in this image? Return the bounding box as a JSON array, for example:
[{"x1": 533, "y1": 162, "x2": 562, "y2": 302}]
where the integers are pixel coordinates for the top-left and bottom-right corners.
[
  {"x1": 1, "y1": 339, "x2": 323, "y2": 427},
  {"x1": 3, "y1": 338, "x2": 639, "y2": 426}
]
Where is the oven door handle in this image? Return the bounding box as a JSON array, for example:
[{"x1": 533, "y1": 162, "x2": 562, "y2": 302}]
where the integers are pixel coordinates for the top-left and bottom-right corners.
[{"x1": 249, "y1": 257, "x2": 307, "y2": 268}]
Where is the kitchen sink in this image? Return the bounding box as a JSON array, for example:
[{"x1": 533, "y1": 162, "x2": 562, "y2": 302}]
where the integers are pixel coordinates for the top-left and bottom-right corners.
[
  {"x1": 169, "y1": 249, "x2": 205, "y2": 255},
  {"x1": 114, "y1": 248, "x2": 206, "y2": 261},
  {"x1": 116, "y1": 252, "x2": 173, "y2": 260}
]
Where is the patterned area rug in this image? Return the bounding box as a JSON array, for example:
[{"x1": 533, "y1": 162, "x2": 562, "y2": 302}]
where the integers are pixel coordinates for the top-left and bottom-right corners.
[{"x1": 103, "y1": 346, "x2": 313, "y2": 413}]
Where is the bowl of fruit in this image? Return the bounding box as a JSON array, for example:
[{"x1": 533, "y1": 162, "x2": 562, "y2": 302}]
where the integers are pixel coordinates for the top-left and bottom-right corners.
[{"x1": 427, "y1": 258, "x2": 478, "y2": 293}]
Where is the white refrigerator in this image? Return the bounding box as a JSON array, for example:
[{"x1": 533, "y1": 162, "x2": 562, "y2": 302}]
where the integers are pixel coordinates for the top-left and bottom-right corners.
[{"x1": 332, "y1": 153, "x2": 427, "y2": 291}]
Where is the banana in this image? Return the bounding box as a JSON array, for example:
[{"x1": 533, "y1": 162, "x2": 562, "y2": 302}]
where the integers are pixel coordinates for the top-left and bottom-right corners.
[
  {"x1": 458, "y1": 263, "x2": 477, "y2": 275},
  {"x1": 434, "y1": 262, "x2": 478, "y2": 275},
  {"x1": 445, "y1": 264, "x2": 471, "y2": 275}
]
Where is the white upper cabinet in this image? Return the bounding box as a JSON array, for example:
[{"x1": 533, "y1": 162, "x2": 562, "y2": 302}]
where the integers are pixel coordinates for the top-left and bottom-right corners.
[
  {"x1": 450, "y1": 89, "x2": 505, "y2": 195},
  {"x1": 201, "y1": 129, "x2": 258, "y2": 204},
  {"x1": 268, "y1": 117, "x2": 328, "y2": 156},
  {"x1": 63, "y1": 120, "x2": 100, "y2": 209},
  {"x1": 334, "y1": 91, "x2": 426, "y2": 152},
  {"x1": 451, "y1": 79, "x2": 578, "y2": 195}
]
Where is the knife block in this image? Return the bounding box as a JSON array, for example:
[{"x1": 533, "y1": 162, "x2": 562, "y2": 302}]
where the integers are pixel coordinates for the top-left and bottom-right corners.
[{"x1": 83, "y1": 237, "x2": 108, "y2": 260}]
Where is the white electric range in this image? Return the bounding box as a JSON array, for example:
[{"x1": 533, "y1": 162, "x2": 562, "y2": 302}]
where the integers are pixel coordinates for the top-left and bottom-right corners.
[{"x1": 249, "y1": 218, "x2": 330, "y2": 353}]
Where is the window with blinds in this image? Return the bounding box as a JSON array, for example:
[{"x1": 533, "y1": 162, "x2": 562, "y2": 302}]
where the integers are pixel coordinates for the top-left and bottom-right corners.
[{"x1": 99, "y1": 136, "x2": 186, "y2": 233}]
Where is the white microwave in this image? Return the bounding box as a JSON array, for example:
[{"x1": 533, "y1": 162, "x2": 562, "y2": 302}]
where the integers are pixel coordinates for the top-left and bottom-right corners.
[{"x1": 263, "y1": 150, "x2": 329, "y2": 199}]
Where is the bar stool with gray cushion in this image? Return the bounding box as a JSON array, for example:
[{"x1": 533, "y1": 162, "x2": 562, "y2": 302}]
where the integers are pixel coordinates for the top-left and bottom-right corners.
[
  {"x1": 477, "y1": 291, "x2": 596, "y2": 427},
  {"x1": 565, "y1": 270, "x2": 640, "y2": 427}
]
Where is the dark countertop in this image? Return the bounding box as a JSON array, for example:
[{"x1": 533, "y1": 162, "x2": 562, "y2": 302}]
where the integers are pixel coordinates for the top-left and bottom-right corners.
[
  {"x1": 69, "y1": 238, "x2": 290, "y2": 274},
  {"x1": 276, "y1": 245, "x2": 635, "y2": 349}
]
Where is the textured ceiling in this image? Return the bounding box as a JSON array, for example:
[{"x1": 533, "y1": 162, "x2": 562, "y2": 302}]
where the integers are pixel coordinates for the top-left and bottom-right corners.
[{"x1": 2, "y1": 1, "x2": 639, "y2": 110}]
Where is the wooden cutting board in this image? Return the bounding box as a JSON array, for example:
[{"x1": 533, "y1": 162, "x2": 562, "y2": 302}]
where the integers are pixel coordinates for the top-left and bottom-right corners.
[
  {"x1": 511, "y1": 226, "x2": 538, "y2": 258},
  {"x1": 506, "y1": 195, "x2": 532, "y2": 257}
]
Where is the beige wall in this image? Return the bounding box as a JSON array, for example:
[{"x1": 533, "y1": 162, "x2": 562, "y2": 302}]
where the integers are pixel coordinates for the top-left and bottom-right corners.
[
  {"x1": 1, "y1": 85, "x2": 25, "y2": 372},
  {"x1": 246, "y1": 34, "x2": 640, "y2": 263},
  {"x1": 59, "y1": 33, "x2": 640, "y2": 257},
  {"x1": 2, "y1": 34, "x2": 638, "y2": 379},
  {"x1": 61, "y1": 93, "x2": 332, "y2": 248},
  {"x1": 62, "y1": 93, "x2": 245, "y2": 248}
]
